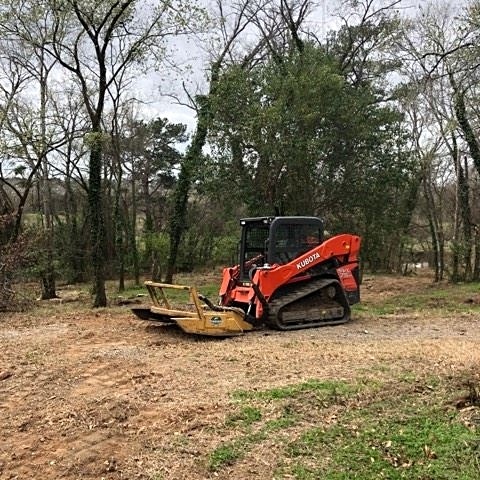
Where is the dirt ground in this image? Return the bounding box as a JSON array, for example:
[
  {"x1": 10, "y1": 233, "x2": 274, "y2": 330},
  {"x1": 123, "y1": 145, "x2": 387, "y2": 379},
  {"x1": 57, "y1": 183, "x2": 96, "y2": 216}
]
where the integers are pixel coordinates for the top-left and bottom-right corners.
[{"x1": 0, "y1": 274, "x2": 479, "y2": 479}]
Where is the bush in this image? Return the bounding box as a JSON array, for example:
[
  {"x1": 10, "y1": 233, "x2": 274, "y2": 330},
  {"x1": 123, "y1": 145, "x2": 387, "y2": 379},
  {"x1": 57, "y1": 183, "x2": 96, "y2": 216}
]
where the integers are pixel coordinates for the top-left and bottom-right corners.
[
  {"x1": 0, "y1": 229, "x2": 37, "y2": 311},
  {"x1": 141, "y1": 231, "x2": 170, "y2": 281}
]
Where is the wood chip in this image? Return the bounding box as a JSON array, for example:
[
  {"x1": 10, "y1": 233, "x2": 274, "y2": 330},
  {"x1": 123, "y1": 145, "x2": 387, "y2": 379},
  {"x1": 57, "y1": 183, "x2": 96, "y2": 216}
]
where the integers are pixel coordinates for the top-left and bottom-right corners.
[{"x1": 0, "y1": 371, "x2": 12, "y2": 381}]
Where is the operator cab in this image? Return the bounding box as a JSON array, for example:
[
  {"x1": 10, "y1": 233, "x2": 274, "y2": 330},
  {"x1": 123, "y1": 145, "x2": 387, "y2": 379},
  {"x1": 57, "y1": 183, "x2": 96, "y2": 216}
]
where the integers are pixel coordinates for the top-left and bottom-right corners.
[{"x1": 239, "y1": 216, "x2": 324, "y2": 280}]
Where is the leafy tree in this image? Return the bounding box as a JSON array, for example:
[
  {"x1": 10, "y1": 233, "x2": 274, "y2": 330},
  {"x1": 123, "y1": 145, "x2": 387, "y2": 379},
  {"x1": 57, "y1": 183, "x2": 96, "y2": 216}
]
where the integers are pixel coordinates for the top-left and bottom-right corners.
[
  {"x1": 206, "y1": 42, "x2": 415, "y2": 269},
  {"x1": 118, "y1": 117, "x2": 187, "y2": 282}
]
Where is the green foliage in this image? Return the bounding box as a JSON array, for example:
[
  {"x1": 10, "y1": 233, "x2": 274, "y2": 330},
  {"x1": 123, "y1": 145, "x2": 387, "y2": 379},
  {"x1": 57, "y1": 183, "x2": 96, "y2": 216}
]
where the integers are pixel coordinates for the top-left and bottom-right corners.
[
  {"x1": 84, "y1": 131, "x2": 110, "y2": 150},
  {"x1": 204, "y1": 41, "x2": 417, "y2": 271},
  {"x1": 233, "y1": 379, "x2": 355, "y2": 401},
  {"x1": 264, "y1": 414, "x2": 296, "y2": 431},
  {"x1": 226, "y1": 406, "x2": 262, "y2": 427},
  {"x1": 208, "y1": 442, "x2": 244, "y2": 471},
  {"x1": 211, "y1": 234, "x2": 238, "y2": 266},
  {"x1": 175, "y1": 209, "x2": 240, "y2": 271},
  {"x1": 119, "y1": 117, "x2": 187, "y2": 190},
  {"x1": 0, "y1": 229, "x2": 38, "y2": 310},
  {"x1": 141, "y1": 231, "x2": 170, "y2": 279}
]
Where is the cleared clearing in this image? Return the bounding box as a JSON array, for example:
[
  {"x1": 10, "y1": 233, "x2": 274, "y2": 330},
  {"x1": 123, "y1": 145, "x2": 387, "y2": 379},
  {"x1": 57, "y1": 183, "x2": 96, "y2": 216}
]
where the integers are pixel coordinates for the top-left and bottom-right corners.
[{"x1": 0, "y1": 274, "x2": 479, "y2": 479}]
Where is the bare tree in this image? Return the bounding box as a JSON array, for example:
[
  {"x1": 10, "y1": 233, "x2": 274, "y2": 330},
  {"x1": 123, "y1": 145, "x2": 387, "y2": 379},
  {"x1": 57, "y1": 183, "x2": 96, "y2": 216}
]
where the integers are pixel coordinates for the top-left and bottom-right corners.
[
  {"x1": 397, "y1": 1, "x2": 480, "y2": 281},
  {"x1": 165, "y1": 0, "x2": 270, "y2": 283},
  {"x1": 0, "y1": 51, "x2": 33, "y2": 242},
  {"x1": 40, "y1": 0, "x2": 204, "y2": 306}
]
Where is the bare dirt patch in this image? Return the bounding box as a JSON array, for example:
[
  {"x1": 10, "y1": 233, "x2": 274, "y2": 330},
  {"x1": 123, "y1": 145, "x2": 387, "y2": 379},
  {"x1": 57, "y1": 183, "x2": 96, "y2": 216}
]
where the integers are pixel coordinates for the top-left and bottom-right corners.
[{"x1": 0, "y1": 275, "x2": 479, "y2": 479}]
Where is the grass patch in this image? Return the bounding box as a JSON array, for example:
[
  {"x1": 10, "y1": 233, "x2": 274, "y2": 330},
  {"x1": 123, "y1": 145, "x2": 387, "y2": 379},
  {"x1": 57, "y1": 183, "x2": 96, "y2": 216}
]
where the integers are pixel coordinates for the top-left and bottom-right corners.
[
  {"x1": 355, "y1": 281, "x2": 480, "y2": 317},
  {"x1": 207, "y1": 375, "x2": 479, "y2": 478},
  {"x1": 208, "y1": 430, "x2": 269, "y2": 471},
  {"x1": 232, "y1": 379, "x2": 356, "y2": 401},
  {"x1": 280, "y1": 386, "x2": 480, "y2": 480},
  {"x1": 226, "y1": 406, "x2": 262, "y2": 427},
  {"x1": 115, "y1": 284, "x2": 146, "y2": 298},
  {"x1": 208, "y1": 379, "x2": 362, "y2": 471},
  {"x1": 209, "y1": 442, "x2": 243, "y2": 470},
  {"x1": 283, "y1": 406, "x2": 479, "y2": 479},
  {"x1": 264, "y1": 404, "x2": 299, "y2": 432}
]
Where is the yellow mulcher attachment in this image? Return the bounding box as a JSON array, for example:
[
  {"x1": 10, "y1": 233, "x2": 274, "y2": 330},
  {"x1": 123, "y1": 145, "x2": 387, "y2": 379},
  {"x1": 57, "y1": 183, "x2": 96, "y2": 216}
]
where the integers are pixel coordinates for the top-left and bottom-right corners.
[{"x1": 131, "y1": 281, "x2": 253, "y2": 337}]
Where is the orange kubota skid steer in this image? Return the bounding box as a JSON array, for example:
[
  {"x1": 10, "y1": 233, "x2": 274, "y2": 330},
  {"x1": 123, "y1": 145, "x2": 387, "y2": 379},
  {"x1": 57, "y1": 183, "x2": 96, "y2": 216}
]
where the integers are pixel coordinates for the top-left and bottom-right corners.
[{"x1": 132, "y1": 216, "x2": 361, "y2": 336}]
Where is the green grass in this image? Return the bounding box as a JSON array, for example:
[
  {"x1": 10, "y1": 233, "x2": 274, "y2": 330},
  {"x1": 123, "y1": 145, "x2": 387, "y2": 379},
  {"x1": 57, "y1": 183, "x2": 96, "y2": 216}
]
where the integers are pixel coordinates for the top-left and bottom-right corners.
[
  {"x1": 207, "y1": 375, "x2": 479, "y2": 478},
  {"x1": 226, "y1": 406, "x2": 262, "y2": 427},
  {"x1": 208, "y1": 380, "x2": 361, "y2": 471},
  {"x1": 354, "y1": 281, "x2": 480, "y2": 317},
  {"x1": 209, "y1": 443, "x2": 243, "y2": 470},
  {"x1": 283, "y1": 404, "x2": 479, "y2": 479},
  {"x1": 232, "y1": 379, "x2": 356, "y2": 401},
  {"x1": 264, "y1": 413, "x2": 297, "y2": 431},
  {"x1": 208, "y1": 431, "x2": 269, "y2": 471}
]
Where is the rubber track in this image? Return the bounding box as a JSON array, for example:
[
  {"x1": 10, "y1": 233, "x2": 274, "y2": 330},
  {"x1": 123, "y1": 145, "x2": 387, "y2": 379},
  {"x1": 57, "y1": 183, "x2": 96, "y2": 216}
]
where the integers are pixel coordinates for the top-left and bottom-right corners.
[{"x1": 267, "y1": 278, "x2": 350, "y2": 330}]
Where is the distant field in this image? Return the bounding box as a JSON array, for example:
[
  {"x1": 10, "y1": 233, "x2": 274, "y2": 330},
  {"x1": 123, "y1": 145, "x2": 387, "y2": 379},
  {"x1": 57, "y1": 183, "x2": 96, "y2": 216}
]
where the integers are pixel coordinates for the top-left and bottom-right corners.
[{"x1": 0, "y1": 274, "x2": 479, "y2": 479}]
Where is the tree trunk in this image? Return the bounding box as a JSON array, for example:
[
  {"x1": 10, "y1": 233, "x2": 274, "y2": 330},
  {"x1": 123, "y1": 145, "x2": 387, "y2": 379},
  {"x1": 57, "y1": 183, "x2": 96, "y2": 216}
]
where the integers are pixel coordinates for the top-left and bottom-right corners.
[
  {"x1": 473, "y1": 226, "x2": 480, "y2": 281},
  {"x1": 103, "y1": 169, "x2": 115, "y2": 279},
  {"x1": 88, "y1": 132, "x2": 107, "y2": 307},
  {"x1": 451, "y1": 156, "x2": 461, "y2": 282},
  {"x1": 0, "y1": 184, "x2": 15, "y2": 246},
  {"x1": 10, "y1": 158, "x2": 43, "y2": 243},
  {"x1": 428, "y1": 216, "x2": 440, "y2": 282},
  {"x1": 165, "y1": 96, "x2": 210, "y2": 284},
  {"x1": 396, "y1": 174, "x2": 422, "y2": 274},
  {"x1": 423, "y1": 171, "x2": 443, "y2": 282},
  {"x1": 64, "y1": 159, "x2": 86, "y2": 283},
  {"x1": 142, "y1": 173, "x2": 160, "y2": 281},
  {"x1": 114, "y1": 166, "x2": 125, "y2": 293},
  {"x1": 451, "y1": 75, "x2": 480, "y2": 179},
  {"x1": 460, "y1": 156, "x2": 472, "y2": 280},
  {"x1": 447, "y1": 132, "x2": 461, "y2": 282},
  {"x1": 451, "y1": 144, "x2": 472, "y2": 282},
  {"x1": 130, "y1": 173, "x2": 140, "y2": 286},
  {"x1": 165, "y1": 59, "x2": 225, "y2": 284},
  {"x1": 39, "y1": 61, "x2": 57, "y2": 300}
]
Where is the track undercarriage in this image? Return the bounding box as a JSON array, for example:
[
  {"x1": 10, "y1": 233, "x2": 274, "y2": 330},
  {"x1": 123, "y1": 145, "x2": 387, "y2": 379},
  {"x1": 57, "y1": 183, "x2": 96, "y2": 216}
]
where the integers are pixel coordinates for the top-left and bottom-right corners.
[{"x1": 267, "y1": 278, "x2": 351, "y2": 330}]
